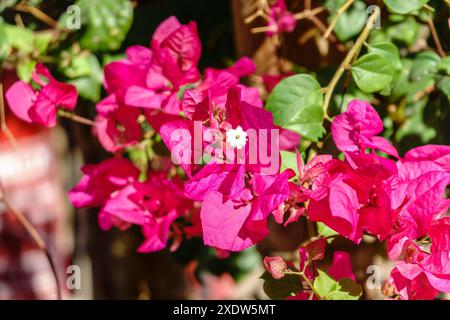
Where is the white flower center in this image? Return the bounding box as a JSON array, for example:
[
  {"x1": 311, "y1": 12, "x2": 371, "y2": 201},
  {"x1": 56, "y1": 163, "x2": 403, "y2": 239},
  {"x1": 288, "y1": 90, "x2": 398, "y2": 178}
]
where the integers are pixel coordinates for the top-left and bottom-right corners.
[{"x1": 226, "y1": 126, "x2": 247, "y2": 150}]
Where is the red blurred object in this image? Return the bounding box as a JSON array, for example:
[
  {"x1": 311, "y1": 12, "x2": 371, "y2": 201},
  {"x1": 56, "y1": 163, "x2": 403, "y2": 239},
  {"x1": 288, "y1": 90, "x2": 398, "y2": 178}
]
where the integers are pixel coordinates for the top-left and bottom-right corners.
[{"x1": 0, "y1": 69, "x2": 71, "y2": 299}]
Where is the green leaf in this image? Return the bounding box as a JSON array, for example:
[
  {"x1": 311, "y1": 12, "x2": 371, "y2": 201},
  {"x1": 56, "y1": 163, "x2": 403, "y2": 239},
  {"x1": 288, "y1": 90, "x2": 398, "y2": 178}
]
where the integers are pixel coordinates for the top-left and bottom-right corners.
[
  {"x1": 314, "y1": 270, "x2": 363, "y2": 300},
  {"x1": 326, "y1": 278, "x2": 363, "y2": 300},
  {"x1": 280, "y1": 151, "x2": 300, "y2": 177},
  {"x1": 437, "y1": 76, "x2": 450, "y2": 99},
  {"x1": 384, "y1": 0, "x2": 430, "y2": 14},
  {"x1": 0, "y1": 23, "x2": 10, "y2": 61},
  {"x1": 367, "y1": 42, "x2": 402, "y2": 70},
  {"x1": 70, "y1": 77, "x2": 101, "y2": 102},
  {"x1": 127, "y1": 146, "x2": 149, "y2": 181},
  {"x1": 62, "y1": 52, "x2": 102, "y2": 102},
  {"x1": 261, "y1": 271, "x2": 303, "y2": 300},
  {"x1": 314, "y1": 270, "x2": 338, "y2": 298},
  {"x1": 34, "y1": 31, "x2": 53, "y2": 54},
  {"x1": 266, "y1": 74, "x2": 324, "y2": 142},
  {"x1": 325, "y1": 0, "x2": 367, "y2": 42},
  {"x1": 387, "y1": 17, "x2": 420, "y2": 46},
  {"x1": 410, "y1": 51, "x2": 441, "y2": 81},
  {"x1": 17, "y1": 60, "x2": 37, "y2": 82},
  {"x1": 317, "y1": 222, "x2": 338, "y2": 243},
  {"x1": 437, "y1": 56, "x2": 450, "y2": 76},
  {"x1": 4, "y1": 24, "x2": 34, "y2": 53},
  {"x1": 351, "y1": 53, "x2": 394, "y2": 93},
  {"x1": 61, "y1": 0, "x2": 133, "y2": 52},
  {"x1": 396, "y1": 98, "x2": 436, "y2": 144}
]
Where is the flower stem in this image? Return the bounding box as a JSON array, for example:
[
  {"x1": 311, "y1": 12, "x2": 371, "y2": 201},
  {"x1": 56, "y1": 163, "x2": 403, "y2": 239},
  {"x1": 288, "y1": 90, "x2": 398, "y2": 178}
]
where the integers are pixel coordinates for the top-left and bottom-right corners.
[
  {"x1": 322, "y1": 7, "x2": 380, "y2": 118},
  {"x1": 58, "y1": 110, "x2": 96, "y2": 126}
]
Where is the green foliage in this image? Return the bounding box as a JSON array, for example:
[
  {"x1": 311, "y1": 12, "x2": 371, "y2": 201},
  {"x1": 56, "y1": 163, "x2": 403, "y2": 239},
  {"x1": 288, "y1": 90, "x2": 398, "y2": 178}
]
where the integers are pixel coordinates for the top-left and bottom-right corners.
[
  {"x1": 260, "y1": 271, "x2": 303, "y2": 300},
  {"x1": 383, "y1": 0, "x2": 430, "y2": 14},
  {"x1": 280, "y1": 151, "x2": 300, "y2": 177},
  {"x1": 60, "y1": 51, "x2": 102, "y2": 101},
  {"x1": 317, "y1": 222, "x2": 338, "y2": 243},
  {"x1": 266, "y1": 74, "x2": 324, "y2": 142},
  {"x1": 60, "y1": 0, "x2": 133, "y2": 52},
  {"x1": 351, "y1": 53, "x2": 394, "y2": 93},
  {"x1": 325, "y1": 0, "x2": 367, "y2": 42},
  {"x1": 314, "y1": 270, "x2": 362, "y2": 300}
]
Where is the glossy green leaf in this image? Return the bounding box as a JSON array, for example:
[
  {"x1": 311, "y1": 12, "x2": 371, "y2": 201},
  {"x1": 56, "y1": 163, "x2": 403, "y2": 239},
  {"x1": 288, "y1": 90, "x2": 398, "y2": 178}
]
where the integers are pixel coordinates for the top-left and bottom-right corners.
[
  {"x1": 61, "y1": 0, "x2": 133, "y2": 52},
  {"x1": 367, "y1": 42, "x2": 402, "y2": 70},
  {"x1": 384, "y1": 0, "x2": 430, "y2": 14},
  {"x1": 351, "y1": 53, "x2": 394, "y2": 93},
  {"x1": 280, "y1": 151, "x2": 300, "y2": 177},
  {"x1": 266, "y1": 74, "x2": 324, "y2": 142},
  {"x1": 314, "y1": 270, "x2": 338, "y2": 298},
  {"x1": 326, "y1": 279, "x2": 363, "y2": 300},
  {"x1": 410, "y1": 51, "x2": 441, "y2": 81}
]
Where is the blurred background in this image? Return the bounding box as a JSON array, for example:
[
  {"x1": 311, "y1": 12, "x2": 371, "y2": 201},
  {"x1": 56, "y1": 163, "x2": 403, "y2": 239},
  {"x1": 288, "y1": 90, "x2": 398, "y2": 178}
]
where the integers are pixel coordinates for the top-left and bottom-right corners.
[{"x1": 0, "y1": 0, "x2": 449, "y2": 299}]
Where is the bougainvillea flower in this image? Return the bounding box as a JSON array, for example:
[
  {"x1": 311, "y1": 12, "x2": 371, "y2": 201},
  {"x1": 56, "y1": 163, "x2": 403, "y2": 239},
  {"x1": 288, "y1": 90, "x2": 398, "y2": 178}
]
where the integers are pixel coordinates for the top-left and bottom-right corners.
[
  {"x1": 95, "y1": 106, "x2": 143, "y2": 153},
  {"x1": 200, "y1": 170, "x2": 293, "y2": 252},
  {"x1": 195, "y1": 57, "x2": 261, "y2": 108},
  {"x1": 98, "y1": 173, "x2": 192, "y2": 253},
  {"x1": 266, "y1": 0, "x2": 297, "y2": 36},
  {"x1": 332, "y1": 100, "x2": 398, "y2": 158},
  {"x1": 306, "y1": 151, "x2": 398, "y2": 243},
  {"x1": 5, "y1": 64, "x2": 78, "y2": 127},
  {"x1": 328, "y1": 251, "x2": 356, "y2": 281},
  {"x1": 388, "y1": 218, "x2": 450, "y2": 299},
  {"x1": 388, "y1": 267, "x2": 438, "y2": 300},
  {"x1": 263, "y1": 256, "x2": 288, "y2": 279},
  {"x1": 68, "y1": 158, "x2": 140, "y2": 208}
]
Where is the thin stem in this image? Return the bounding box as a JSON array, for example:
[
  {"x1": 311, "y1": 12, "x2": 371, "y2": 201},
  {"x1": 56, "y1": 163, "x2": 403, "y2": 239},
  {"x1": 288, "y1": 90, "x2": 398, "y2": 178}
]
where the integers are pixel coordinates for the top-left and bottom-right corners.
[
  {"x1": 427, "y1": 16, "x2": 445, "y2": 57},
  {"x1": 58, "y1": 110, "x2": 96, "y2": 126},
  {"x1": 0, "y1": 84, "x2": 19, "y2": 150},
  {"x1": 284, "y1": 270, "x2": 320, "y2": 299},
  {"x1": 322, "y1": 8, "x2": 380, "y2": 118},
  {"x1": 13, "y1": 3, "x2": 58, "y2": 28},
  {"x1": 301, "y1": 272, "x2": 320, "y2": 298},
  {"x1": 0, "y1": 181, "x2": 61, "y2": 299},
  {"x1": 293, "y1": 7, "x2": 325, "y2": 20},
  {"x1": 324, "y1": 0, "x2": 355, "y2": 39}
]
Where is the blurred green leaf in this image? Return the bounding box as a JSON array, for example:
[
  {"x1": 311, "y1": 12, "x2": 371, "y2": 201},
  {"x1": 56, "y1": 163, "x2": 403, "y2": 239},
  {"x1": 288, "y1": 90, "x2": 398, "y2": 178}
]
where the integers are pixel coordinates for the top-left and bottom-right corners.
[
  {"x1": 4, "y1": 24, "x2": 34, "y2": 53},
  {"x1": 437, "y1": 57, "x2": 450, "y2": 75},
  {"x1": 410, "y1": 51, "x2": 440, "y2": 81},
  {"x1": 17, "y1": 59, "x2": 36, "y2": 82},
  {"x1": 384, "y1": 0, "x2": 429, "y2": 14},
  {"x1": 387, "y1": 17, "x2": 420, "y2": 46},
  {"x1": 325, "y1": 0, "x2": 367, "y2": 42},
  {"x1": 61, "y1": 0, "x2": 133, "y2": 52}
]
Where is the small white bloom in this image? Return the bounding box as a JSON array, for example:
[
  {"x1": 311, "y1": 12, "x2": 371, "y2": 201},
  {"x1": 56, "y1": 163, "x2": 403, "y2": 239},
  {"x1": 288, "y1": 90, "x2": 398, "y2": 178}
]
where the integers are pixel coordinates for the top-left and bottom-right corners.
[{"x1": 226, "y1": 126, "x2": 247, "y2": 150}]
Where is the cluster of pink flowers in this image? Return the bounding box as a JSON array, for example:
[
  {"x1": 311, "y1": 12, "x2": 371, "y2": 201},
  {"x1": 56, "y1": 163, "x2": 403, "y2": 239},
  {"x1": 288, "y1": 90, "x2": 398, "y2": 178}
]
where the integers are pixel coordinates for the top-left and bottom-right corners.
[
  {"x1": 4, "y1": 15, "x2": 449, "y2": 300},
  {"x1": 6, "y1": 64, "x2": 78, "y2": 127},
  {"x1": 264, "y1": 100, "x2": 450, "y2": 299}
]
